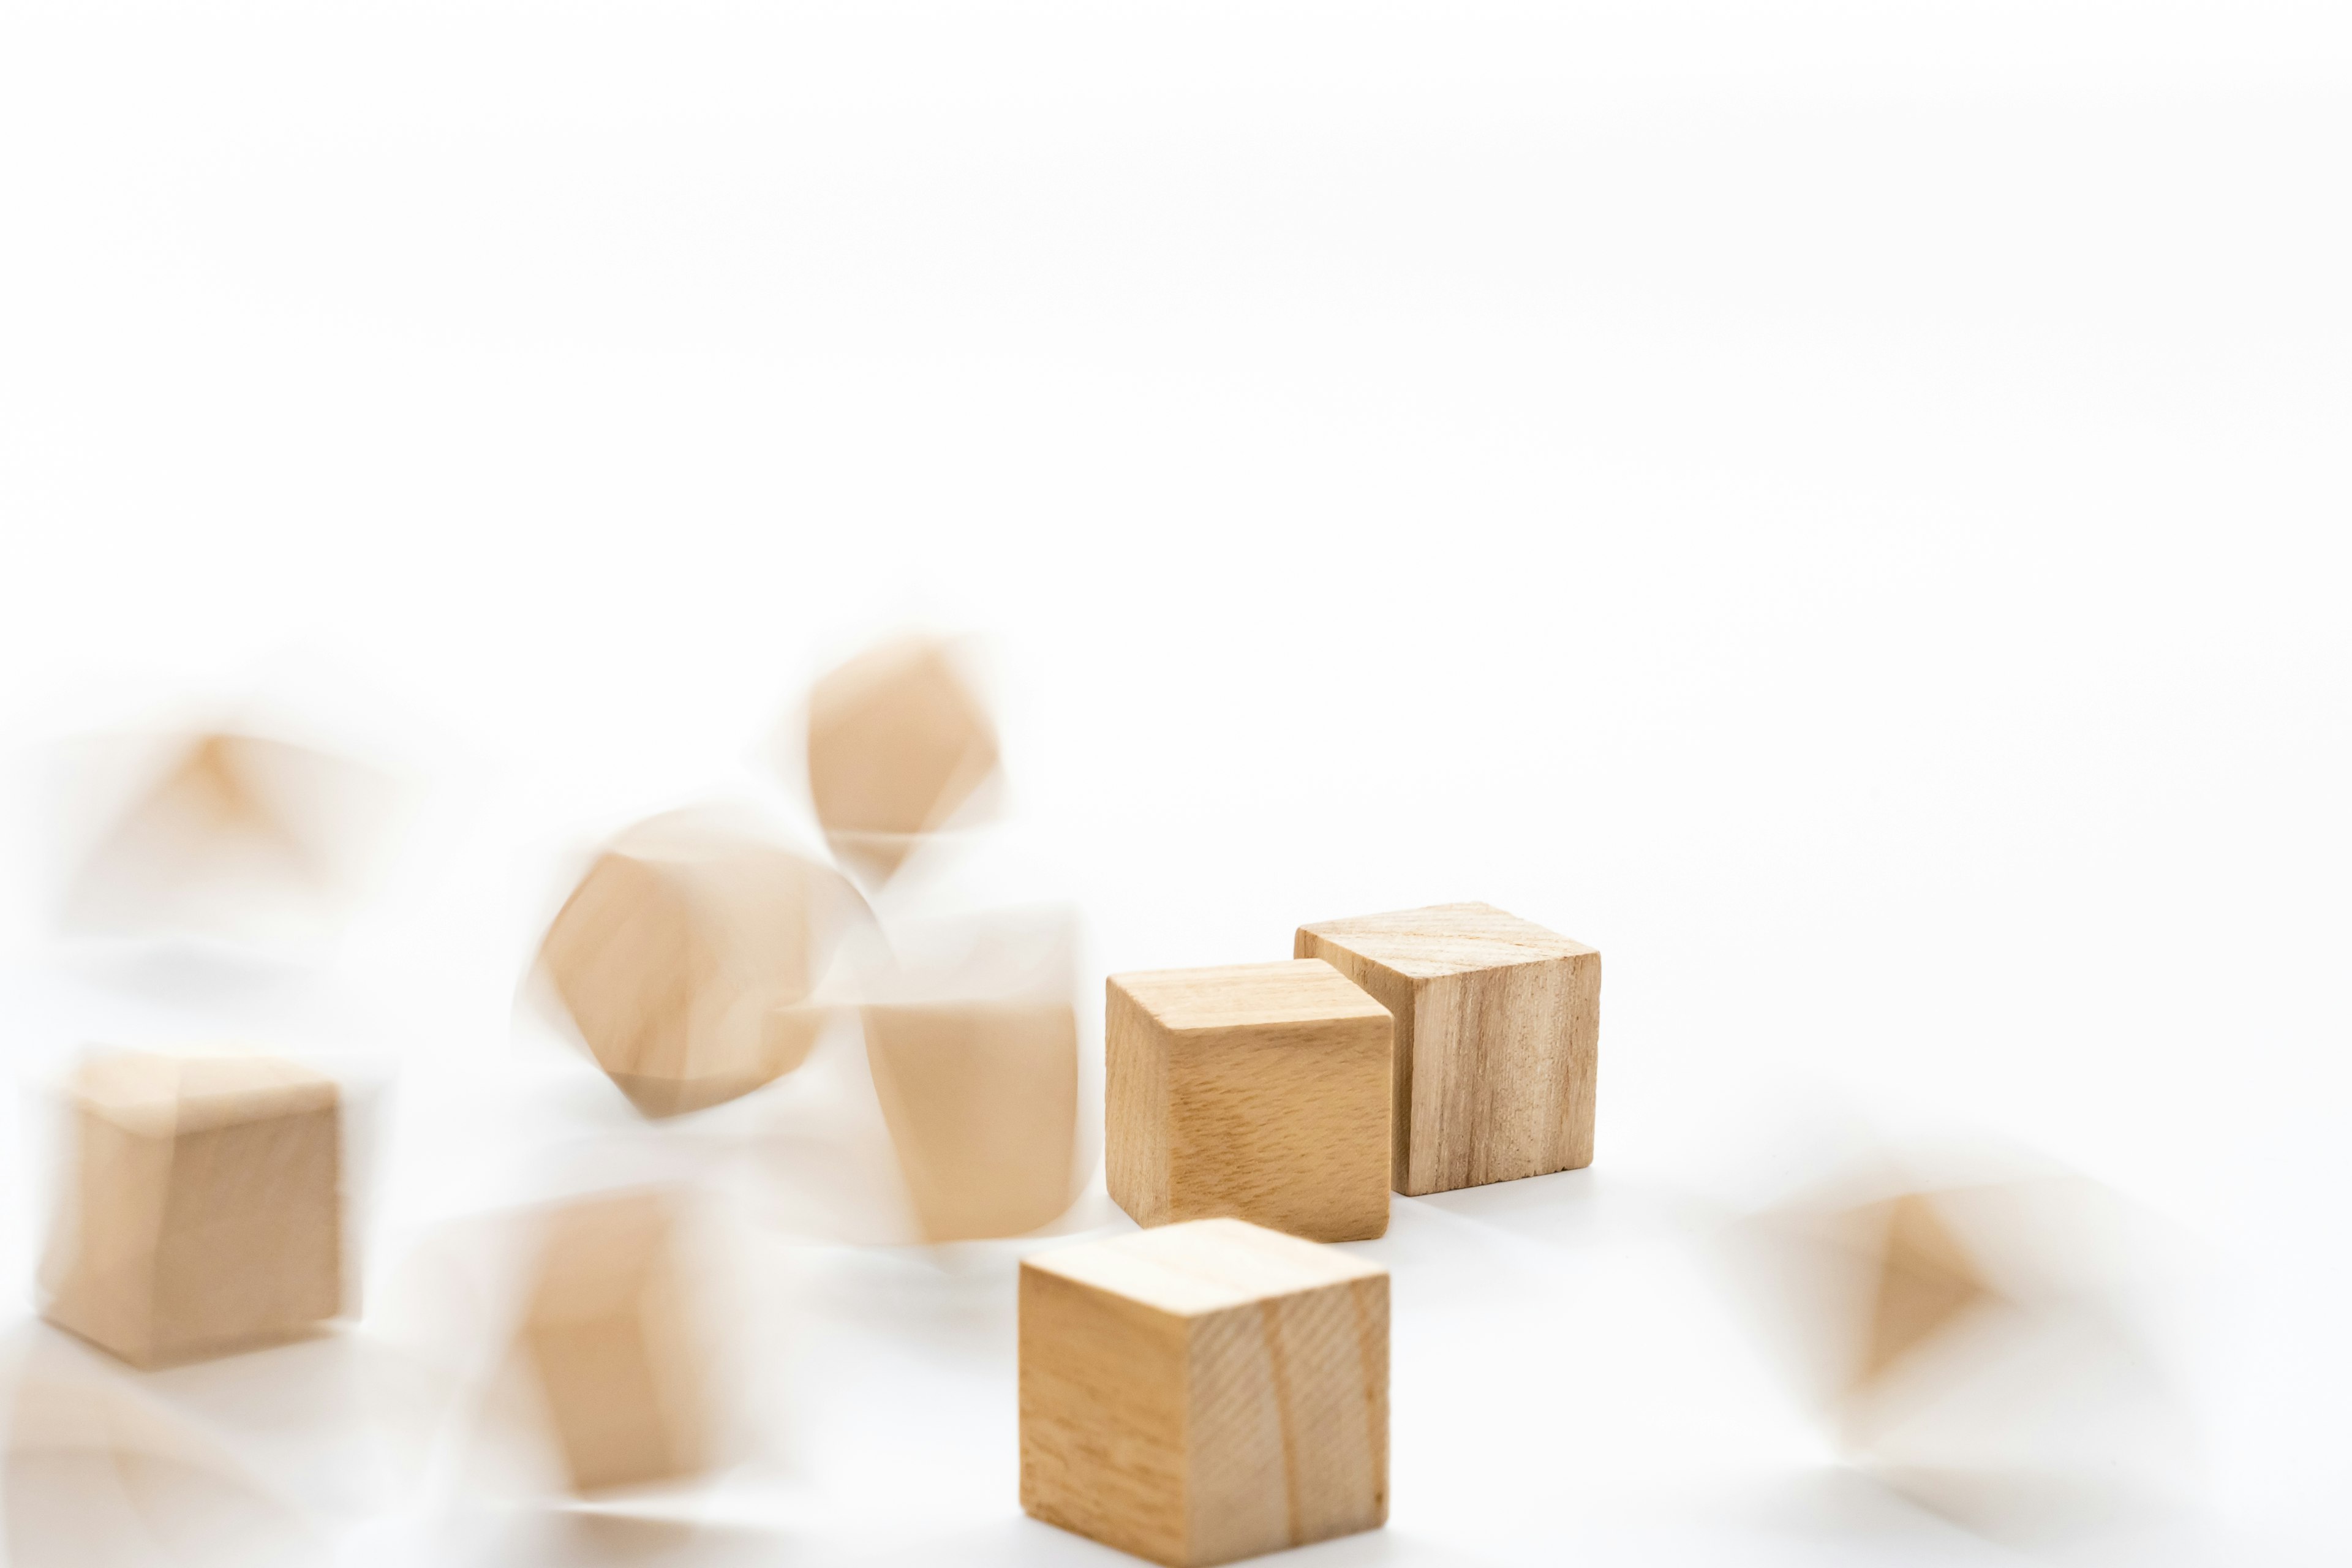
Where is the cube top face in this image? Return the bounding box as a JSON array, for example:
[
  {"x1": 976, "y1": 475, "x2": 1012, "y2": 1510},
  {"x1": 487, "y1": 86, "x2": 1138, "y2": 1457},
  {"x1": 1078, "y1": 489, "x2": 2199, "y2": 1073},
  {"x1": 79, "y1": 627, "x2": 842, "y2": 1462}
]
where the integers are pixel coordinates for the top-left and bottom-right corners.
[
  {"x1": 1023, "y1": 1218, "x2": 1384, "y2": 1319},
  {"x1": 74, "y1": 1050, "x2": 337, "y2": 1138},
  {"x1": 1295, "y1": 902, "x2": 1593, "y2": 981},
  {"x1": 1109, "y1": 960, "x2": 1391, "y2": 1034}
]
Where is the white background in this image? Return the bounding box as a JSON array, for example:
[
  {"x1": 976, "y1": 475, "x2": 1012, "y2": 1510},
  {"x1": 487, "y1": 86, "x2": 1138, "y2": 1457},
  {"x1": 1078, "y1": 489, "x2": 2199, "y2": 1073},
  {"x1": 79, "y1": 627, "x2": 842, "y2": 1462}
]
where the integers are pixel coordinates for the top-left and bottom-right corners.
[{"x1": 0, "y1": 0, "x2": 2347, "y2": 1562}]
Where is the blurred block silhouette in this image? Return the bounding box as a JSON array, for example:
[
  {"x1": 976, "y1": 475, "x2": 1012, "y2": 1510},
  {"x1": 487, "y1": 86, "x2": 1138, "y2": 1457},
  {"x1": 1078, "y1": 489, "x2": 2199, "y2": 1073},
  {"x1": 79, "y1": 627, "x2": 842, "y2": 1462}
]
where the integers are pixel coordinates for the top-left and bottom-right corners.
[
  {"x1": 1295, "y1": 903, "x2": 1598, "y2": 1196},
  {"x1": 519, "y1": 1191, "x2": 707, "y2": 1493},
  {"x1": 1858, "y1": 1193, "x2": 1999, "y2": 1391},
  {"x1": 539, "y1": 809, "x2": 863, "y2": 1118},
  {"x1": 805, "y1": 638, "x2": 997, "y2": 883},
  {"x1": 61, "y1": 729, "x2": 398, "y2": 945},
  {"x1": 865, "y1": 1004, "x2": 1077, "y2": 1241},
  {"x1": 1107, "y1": 960, "x2": 1390, "y2": 1243},
  {"x1": 40, "y1": 1051, "x2": 344, "y2": 1368},
  {"x1": 856, "y1": 906, "x2": 1081, "y2": 1242},
  {"x1": 1020, "y1": 1217, "x2": 1389, "y2": 1567},
  {"x1": 5, "y1": 1340, "x2": 317, "y2": 1568}
]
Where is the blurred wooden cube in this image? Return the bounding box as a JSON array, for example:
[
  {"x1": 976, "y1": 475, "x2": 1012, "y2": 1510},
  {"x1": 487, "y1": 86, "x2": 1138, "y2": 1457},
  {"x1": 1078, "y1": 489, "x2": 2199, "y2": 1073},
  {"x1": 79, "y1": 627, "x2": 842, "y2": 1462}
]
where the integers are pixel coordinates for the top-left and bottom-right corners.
[
  {"x1": 1297, "y1": 902, "x2": 1599, "y2": 1196},
  {"x1": 1020, "y1": 1218, "x2": 1389, "y2": 1567},
  {"x1": 864, "y1": 1002, "x2": 1077, "y2": 1242},
  {"x1": 42, "y1": 1051, "x2": 343, "y2": 1368},
  {"x1": 1107, "y1": 960, "x2": 1390, "y2": 1243},
  {"x1": 538, "y1": 810, "x2": 859, "y2": 1118},
  {"x1": 519, "y1": 1192, "x2": 706, "y2": 1493},
  {"x1": 805, "y1": 638, "x2": 998, "y2": 883}
]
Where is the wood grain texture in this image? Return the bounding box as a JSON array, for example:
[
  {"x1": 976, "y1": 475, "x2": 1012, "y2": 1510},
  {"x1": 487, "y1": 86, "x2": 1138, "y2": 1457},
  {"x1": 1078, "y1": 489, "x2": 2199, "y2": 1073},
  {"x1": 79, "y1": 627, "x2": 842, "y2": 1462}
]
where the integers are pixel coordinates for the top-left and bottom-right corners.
[
  {"x1": 520, "y1": 1191, "x2": 707, "y2": 1494},
  {"x1": 1020, "y1": 1218, "x2": 1389, "y2": 1568},
  {"x1": 864, "y1": 1001, "x2": 1078, "y2": 1241},
  {"x1": 41, "y1": 1052, "x2": 344, "y2": 1368},
  {"x1": 1295, "y1": 903, "x2": 1599, "y2": 1196},
  {"x1": 1106, "y1": 962, "x2": 1390, "y2": 1243}
]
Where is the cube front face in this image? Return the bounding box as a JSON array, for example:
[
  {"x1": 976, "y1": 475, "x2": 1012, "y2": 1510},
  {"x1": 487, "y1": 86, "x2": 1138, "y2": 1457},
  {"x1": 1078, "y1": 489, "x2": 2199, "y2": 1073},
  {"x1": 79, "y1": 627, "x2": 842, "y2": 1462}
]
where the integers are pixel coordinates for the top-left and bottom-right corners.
[
  {"x1": 1297, "y1": 903, "x2": 1599, "y2": 1197},
  {"x1": 43, "y1": 1054, "x2": 344, "y2": 1368},
  {"x1": 1107, "y1": 962, "x2": 1391, "y2": 1243},
  {"x1": 1020, "y1": 1219, "x2": 1390, "y2": 1568}
]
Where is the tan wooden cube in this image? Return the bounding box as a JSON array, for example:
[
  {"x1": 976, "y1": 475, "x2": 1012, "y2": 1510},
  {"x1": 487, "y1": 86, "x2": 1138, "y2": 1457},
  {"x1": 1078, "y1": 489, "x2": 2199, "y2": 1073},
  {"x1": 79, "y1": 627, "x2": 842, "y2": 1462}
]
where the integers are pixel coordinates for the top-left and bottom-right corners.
[
  {"x1": 1020, "y1": 1218, "x2": 1389, "y2": 1567},
  {"x1": 519, "y1": 1191, "x2": 706, "y2": 1493},
  {"x1": 41, "y1": 1051, "x2": 344, "y2": 1368},
  {"x1": 1295, "y1": 902, "x2": 1599, "y2": 1196},
  {"x1": 1107, "y1": 961, "x2": 1390, "y2": 1243}
]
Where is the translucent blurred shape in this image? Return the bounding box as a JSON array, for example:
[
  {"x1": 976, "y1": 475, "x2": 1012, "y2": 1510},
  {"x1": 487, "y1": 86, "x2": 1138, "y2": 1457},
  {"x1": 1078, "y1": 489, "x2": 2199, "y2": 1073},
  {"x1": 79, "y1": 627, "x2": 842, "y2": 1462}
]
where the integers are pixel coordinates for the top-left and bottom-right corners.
[
  {"x1": 805, "y1": 638, "x2": 998, "y2": 884},
  {"x1": 538, "y1": 809, "x2": 867, "y2": 1118},
  {"x1": 60, "y1": 729, "x2": 402, "y2": 946},
  {"x1": 4, "y1": 1337, "x2": 321, "y2": 1568},
  {"x1": 40, "y1": 1049, "x2": 345, "y2": 1368},
  {"x1": 519, "y1": 1191, "x2": 710, "y2": 1494},
  {"x1": 1727, "y1": 1156, "x2": 2193, "y2": 1550},
  {"x1": 856, "y1": 908, "x2": 1081, "y2": 1242}
]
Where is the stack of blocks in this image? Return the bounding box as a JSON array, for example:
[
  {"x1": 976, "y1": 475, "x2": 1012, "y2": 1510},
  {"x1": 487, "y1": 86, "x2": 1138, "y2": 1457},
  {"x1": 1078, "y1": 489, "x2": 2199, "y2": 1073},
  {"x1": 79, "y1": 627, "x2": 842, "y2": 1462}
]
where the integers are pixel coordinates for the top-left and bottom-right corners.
[{"x1": 1027, "y1": 902, "x2": 1599, "y2": 1564}]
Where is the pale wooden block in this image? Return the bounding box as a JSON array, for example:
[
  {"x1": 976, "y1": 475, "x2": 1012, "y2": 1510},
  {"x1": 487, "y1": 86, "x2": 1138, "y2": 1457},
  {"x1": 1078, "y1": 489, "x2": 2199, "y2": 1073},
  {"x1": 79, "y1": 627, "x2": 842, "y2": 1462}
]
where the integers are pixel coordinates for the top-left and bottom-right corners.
[
  {"x1": 864, "y1": 1002, "x2": 1078, "y2": 1242},
  {"x1": 1020, "y1": 1218, "x2": 1389, "y2": 1567},
  {"x1": 519, "y1": 1192, "x2": 706, "y2": 1494},
  {"x1": 538, "y1": 810, "x2": 859, "y2": 1118},
  {"x1": 1106, "y1": 960, "x2": 1390, "y2": 1243},
  {"x1": 41, "y1": 1051, "x2": 344, "y2": 1368},
  {"x1": 805, "y1": 638, "x2": 998, "y2": 883},
  {"x1": 1295, "y1": 902, "x2": 1599, "y2": 1196}
]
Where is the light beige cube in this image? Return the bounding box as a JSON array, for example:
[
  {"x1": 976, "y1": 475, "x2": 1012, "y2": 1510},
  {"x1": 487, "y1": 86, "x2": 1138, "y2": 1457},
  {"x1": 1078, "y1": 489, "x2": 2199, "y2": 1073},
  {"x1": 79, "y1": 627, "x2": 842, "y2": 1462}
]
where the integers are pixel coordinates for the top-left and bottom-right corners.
[
  {"x1": 1020, "y1": 1218, "x2": 1389, "y2": 1567},
  {"x1": 1297, "y1": 902, "x2": 1599, "y2": 1196},
  {"x1": 42, "y1": 1051, "x2": 344, "y2": 1368},
  {"x1": 1107, "y1": 960, "x2": 1390, "y2": 1243},
  {"x1": 519, "y1": 1192, "x2": 706, "y2": 1493}
]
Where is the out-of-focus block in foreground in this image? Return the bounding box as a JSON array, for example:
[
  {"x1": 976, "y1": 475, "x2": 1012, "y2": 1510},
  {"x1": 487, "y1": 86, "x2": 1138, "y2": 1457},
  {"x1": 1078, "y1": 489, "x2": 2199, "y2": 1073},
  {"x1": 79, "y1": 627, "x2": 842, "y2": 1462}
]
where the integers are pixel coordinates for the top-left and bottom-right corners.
[
  {"x1": 1107, "y1": 961, "x2": 1390, "y2": 1243},
  {"x1": 519, "y1": 1192, "x2": 706, "y2": 1494},
  {"x1": 1020, "y1": 1218, "x2": 1389, "y2": 1568},
  {"x1": 1295, "y1": 903, "x2": 1599, "y2": 1196},
  {"x1": 864, "y1": 1003, "x2": 1077, "y2": 1242},
  {"x1": 42, "y1": 1052, "x2": 343, "y2": 1368}
]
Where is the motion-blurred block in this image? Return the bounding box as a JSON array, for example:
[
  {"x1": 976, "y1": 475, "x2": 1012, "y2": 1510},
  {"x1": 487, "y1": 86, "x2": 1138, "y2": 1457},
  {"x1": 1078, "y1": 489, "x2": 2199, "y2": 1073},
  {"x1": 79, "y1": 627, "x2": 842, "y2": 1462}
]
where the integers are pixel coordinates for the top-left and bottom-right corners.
[
  {"x1": 865, "y1": 1003, "x2": 1077, "y2": 1241},
  {"x1": 538, "y1": 810, "x2": 861, "y2": 1118},
  {"x1": 519, "y1": 1192, "x2": 706, "y2": 1494},
  {"x1": 805, "y1": 638, "x2": 997, "y2": 882},
  {"x1": 1295, "y1": 902, "x2": 1598, "y2": 1196},
  {"x1": 1020, "y1": 1218, "x2": 1389, "y2": 1567},
  {"x1": 1107, "y1": 960, "x2": 1390, "y2": 1243},
  {"x1": 42, "y1": 1052, "x2": 343, "y2": 1368}
]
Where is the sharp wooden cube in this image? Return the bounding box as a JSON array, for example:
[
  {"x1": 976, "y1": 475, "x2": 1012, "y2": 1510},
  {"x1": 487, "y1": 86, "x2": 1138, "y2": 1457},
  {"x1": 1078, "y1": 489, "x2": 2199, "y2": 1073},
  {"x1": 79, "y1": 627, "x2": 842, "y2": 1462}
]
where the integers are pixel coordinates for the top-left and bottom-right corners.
[
  {"x1": 519, "y1": 1192, "x2": 706, "y2": 1493},
  {"x1": 1107, "y1": 960, "x2": 1391, "y2": 1243},
  {"x1": 41, "y1": 1051, "x2": 344, "y2": 1368},
  {"x1": 1295, "y1": 902, "x2": 1599, "y2": 1196},
  {"x1": 1020, "y1": 1218, "x2": 1389, "y2": 1567}
]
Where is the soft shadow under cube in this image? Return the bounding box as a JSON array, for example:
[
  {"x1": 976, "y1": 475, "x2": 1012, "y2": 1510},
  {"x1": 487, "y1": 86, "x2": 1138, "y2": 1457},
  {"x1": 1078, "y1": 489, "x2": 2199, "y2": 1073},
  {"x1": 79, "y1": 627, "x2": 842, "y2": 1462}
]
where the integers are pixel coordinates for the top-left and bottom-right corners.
[
  {"x1": 1020, "y1": 1218, "x2": 1389, "y2": 1567},
  {"x1": 1106, "y1": 960, "x2": 1391, "y2": 1243}
]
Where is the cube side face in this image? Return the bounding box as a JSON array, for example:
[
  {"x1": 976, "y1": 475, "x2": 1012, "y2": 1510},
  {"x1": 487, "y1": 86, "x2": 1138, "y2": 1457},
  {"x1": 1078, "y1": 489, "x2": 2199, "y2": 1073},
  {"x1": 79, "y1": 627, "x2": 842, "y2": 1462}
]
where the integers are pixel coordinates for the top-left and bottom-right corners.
[
  {"x1": 526, "y1": 1310, "x2": 693, "y2": 1492},
  {"x1": 1106, "y1": 981, "x2": 1173, "y2": 1229},
  {"x1": 146, "y1": 1103, "x2": 343, "y2": 1362},
  {"x1": 1020, "y1": 1264, "x2": 1191, "y2": 1566},
  {"x1": 1406, "y1": 951, "x2": 1599, "y2": 1194},
  {"x1": 1292, "y1": 931, "x2": 1419, "y2": 1191},
  {"x1": 40, "y1": 1110, "x2": 174, "y2": 1365},
  {"x1": 1164, "y1": 1015, "x2": 1389, "y2": 1243},
  {"x1": 1187, "y1": 1275, "x2": 1390, "y2": 1566}
]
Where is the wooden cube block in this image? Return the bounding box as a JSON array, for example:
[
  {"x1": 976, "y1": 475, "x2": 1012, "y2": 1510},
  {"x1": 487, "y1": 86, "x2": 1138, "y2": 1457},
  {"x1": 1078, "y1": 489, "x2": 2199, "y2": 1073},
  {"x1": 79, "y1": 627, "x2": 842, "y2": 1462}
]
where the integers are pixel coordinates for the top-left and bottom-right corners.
[
  {"x1": 538, "y1": 809, "x2": 862, "y2": 1118},
  {"x1": 1295, "y1": 902, "x2": 1599, "y2": 1196},
  {"x1": 865, "y1": 1002, "x2": 1079, "y2": 1242},
  {"x1": 806, "y1": 637, "x2": 998, "y2": 883},
  {"x1": 1020, "y1": 1218, "x2": 1389, "y2": 1567},
  {"x1": 41, "y1": 1051, "x2": 344, "y2": 1368},
  {"x1": 1106, "y1": 961, "x2": 1390, "y2": 1243},
  {"x1": 519, "y1": 1192, "x2": 706, "y2": 1493}
]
